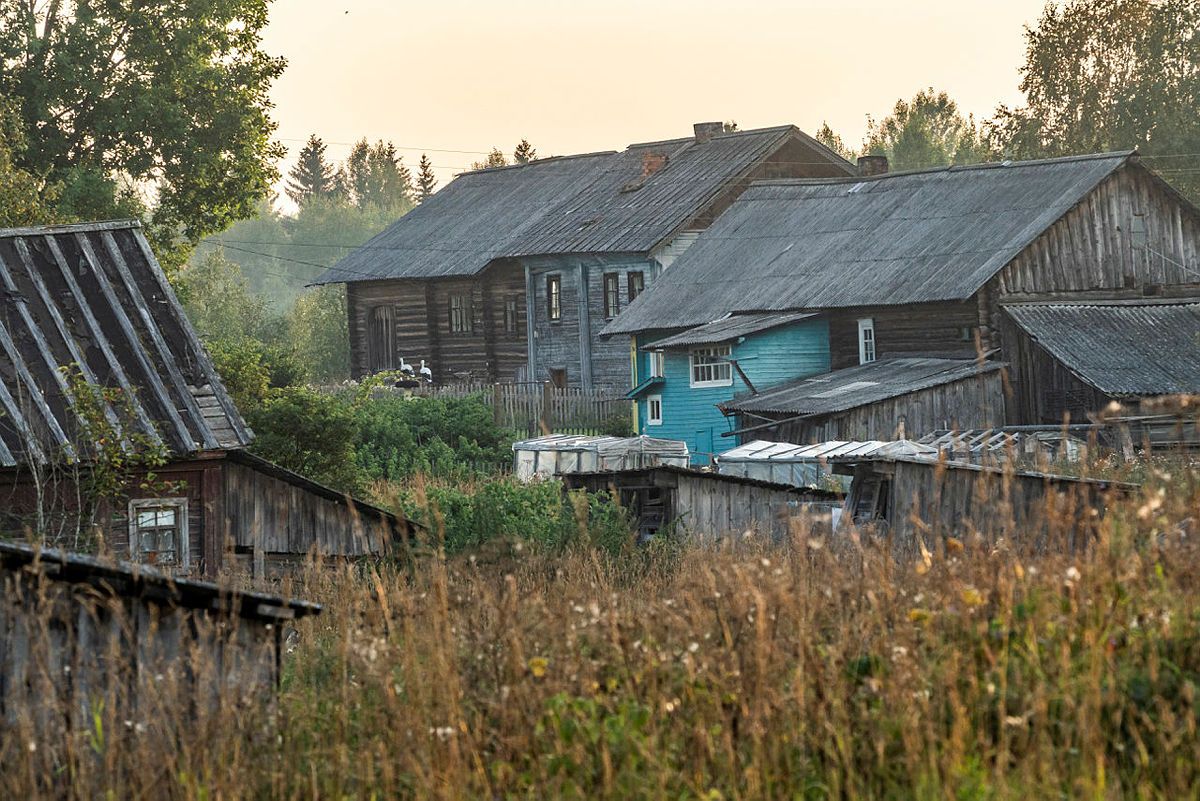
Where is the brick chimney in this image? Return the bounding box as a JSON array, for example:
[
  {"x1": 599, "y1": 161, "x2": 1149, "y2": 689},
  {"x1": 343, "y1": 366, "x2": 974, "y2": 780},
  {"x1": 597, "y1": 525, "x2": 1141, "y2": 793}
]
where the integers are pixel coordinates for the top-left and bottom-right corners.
[
  {"x1": 857, "y1": 155, "x2": 889, "y2": 176},
  {"x1": 693, "y1": 121, "x2": 724, "y2": 143},
  {"x1": 641, "y1": 152, "x2": 668, "y2": 179}
]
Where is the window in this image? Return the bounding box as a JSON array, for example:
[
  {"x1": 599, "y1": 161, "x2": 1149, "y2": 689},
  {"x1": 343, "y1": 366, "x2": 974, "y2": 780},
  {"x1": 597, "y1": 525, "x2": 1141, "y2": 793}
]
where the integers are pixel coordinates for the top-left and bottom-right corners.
[
  {"x1": 548, "y1": 367, "x2": 568, "y2": 389},
  {"x1": 690, "y1": 346, "x2": 732, "y2": 387},
  {"x1": 960, "y1": 326, "x2": 976, "y2": 343},
  {"x1": 628, "y1": 271, "x2": 645, "y2": 302},
  {"x1": 129, "y1": 499, "x2": 188, "y2": 569},
  {"x1": 504, "y1": 296, "x2": 519, "y2": 334},
  {"x1": 648, "y1": 350, "x2": 665, "y2": 378},
  {"x1": 546, "y1": 274, "x2": 561, "y2": 322},
  {"x1": 602, "y1": 272, "x2": 620, "y2": 318},
  {"x1": 857, "y1": 318, "x2": 876, "y2": 364},
  {"x1": 449, "y1": 293, "x2": 473, "y2": 334},
  {"x1": 367, "y1": 305, "x2": 395, "y2": 372},
  {"x1": 646, "y1": 394, "x2": 663, "y2": 425}
]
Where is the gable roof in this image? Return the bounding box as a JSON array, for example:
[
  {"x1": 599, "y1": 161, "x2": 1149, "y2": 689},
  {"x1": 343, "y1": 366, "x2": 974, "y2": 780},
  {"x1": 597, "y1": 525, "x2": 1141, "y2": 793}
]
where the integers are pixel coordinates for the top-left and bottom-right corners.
[
  {"x1": 720, "y1": 357, "x2": 1004, "y2": 418},
  {"x1": 0, "y1": 221, "x2": 252, "y2": 467},
  {"x1": 1005, "y1": 298, "x2": 1200, "y2": 396},
  {"x1": 604, "y1": 151, "x2": 1139, "y2": 336},
  {"x1": 311, "y1": 125, "x2": 854, "y2": 285},
  {"x1": 643, "y1": 311, "x2": 818, "y2": 350}
]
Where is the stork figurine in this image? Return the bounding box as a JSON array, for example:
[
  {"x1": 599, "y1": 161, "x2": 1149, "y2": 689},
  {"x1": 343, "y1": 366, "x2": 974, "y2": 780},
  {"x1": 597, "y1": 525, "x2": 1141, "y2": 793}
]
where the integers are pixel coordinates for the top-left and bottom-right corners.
[
  {"x1": 419, "y1": 359, "x2": 433, "y2": 382},
  {"x1": 399, "y1": 357, "x2": 415, "y2": 377}
]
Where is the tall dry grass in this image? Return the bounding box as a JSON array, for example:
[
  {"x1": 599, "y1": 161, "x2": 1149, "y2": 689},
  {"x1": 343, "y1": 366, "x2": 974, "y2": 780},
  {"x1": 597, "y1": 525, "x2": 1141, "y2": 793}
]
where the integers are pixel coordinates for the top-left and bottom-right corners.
[{"x1": 2, "y1": 463, "x2": 1199, "y2": 799}]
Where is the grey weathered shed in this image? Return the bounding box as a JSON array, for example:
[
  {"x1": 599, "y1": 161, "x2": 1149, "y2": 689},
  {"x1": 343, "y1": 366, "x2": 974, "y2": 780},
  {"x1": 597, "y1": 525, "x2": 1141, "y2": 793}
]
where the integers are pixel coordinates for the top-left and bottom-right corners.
[{"x1": 512, "y1": 434, "x2": 689, "y2": 481}]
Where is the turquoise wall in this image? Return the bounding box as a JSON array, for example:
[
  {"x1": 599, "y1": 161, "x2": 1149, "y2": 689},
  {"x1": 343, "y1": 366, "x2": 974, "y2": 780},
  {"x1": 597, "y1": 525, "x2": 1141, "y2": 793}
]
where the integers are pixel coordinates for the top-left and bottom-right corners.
[{"x1": 634, "y1": 318, "x2": 831, "y2": 465}]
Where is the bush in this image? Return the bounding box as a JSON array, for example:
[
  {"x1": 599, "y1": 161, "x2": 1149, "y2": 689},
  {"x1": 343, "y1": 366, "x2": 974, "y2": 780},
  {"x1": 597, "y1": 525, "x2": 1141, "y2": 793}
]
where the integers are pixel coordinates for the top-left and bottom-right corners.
[{"x1": 245, "y1": 387, "x2": 362, "y2": 493}]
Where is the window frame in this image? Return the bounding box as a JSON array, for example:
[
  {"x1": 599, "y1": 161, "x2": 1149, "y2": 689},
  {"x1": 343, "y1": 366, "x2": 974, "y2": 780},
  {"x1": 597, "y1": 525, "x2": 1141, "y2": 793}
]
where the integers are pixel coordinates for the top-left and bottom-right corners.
[
  {"x1": 602, "y1": 272, "x2": 620, "y2": 319},
  {"x1": 448, "y1": 292, "x2": 474, "y2": 334},
  {"x1": 546, "y1": 274, "x2": 562, "y2": 322},
  {"x1": 646, "y1": 394, "x2": 663, "y2": 426},
  {"x1": 857, "y1": 318, "x2": 876, "y2": 364},
  {"x1": 627, "y1": 271, "x2": 645, "y2": 302},
  {"x1": 648, "y1": 350, "x2": 665, "y2": 379},
  {"x1": 128, "y1": 497, "x2": 189, "y2": 571},
  {"x1": 689, "y1": 345, "x2": 733, "y2": 388},
  {"x1": 503, "y1": 295, "x2": 519, "y2": 335}
]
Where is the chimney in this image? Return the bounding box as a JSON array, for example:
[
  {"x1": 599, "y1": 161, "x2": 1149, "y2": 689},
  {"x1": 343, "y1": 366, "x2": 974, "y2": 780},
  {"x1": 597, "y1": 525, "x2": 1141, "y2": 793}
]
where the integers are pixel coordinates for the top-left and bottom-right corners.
[
  {"x1": 641, "y1": 152, "x2": 668, "y2": 179},
  {"x1": 857, "y1": 155, "x2": 889, "y2": 176},
  {"x1": 693, "y1": 121, "x2": 724, "y2": 143}
]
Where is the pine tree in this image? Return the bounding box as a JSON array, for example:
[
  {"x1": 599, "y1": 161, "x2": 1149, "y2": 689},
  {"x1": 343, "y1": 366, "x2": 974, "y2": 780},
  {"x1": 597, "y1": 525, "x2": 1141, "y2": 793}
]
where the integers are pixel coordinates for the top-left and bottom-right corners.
[
  {"x1": 285, "y1": 135, "x2": 340, "y2": 206},
  {"x1": 344, "y1": 139, "x2": 414, "y2": 210},
  {"x1": 470, "y1": 148, "x2": 508, "y2": 170},
  {"x1": 416, "y1": 154, "x2": 437, "y2": 202},
  {"x1": 513, "y1": 139, "x2": 537, "y2": 164}
]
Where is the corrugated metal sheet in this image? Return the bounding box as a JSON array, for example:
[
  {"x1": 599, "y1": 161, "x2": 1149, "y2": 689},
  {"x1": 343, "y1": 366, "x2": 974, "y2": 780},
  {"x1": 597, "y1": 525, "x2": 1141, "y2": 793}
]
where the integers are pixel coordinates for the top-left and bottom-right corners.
[
  {"x1": 721, "y1": 357, "x2": 1004, "y2": 417},
  {"x1": 604, "y1": 152, "x2": 1135, "y2": 336},
  {"x1": 0, "y1": 221, "x2": 252, "y2": 467},
  {"x1": 313, "y1": 125, "x2": 854, "y2": 284},
  {"x1": 1005, "y1": 299, "x2": 1200, "y2": 396},
  {"x1": 643, "y1": 311, "x2": 817, "y2": 350}
]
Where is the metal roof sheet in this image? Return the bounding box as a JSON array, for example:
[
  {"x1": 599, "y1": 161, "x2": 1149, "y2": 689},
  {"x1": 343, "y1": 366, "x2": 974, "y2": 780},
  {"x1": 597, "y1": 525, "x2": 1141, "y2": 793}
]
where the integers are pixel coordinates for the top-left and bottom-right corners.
[
  {"x1": 312, "y1": 125, "x2": 854, "y2": 284},
  {"x1": 604, "y1": 151, "x2": 1137, "y2": 336},
  {"x1": 719, "y1": 438, "x2": 937, "y2": 463},
  {"x1": 1004, "y1": 299, "x2": 1200, "y2": 396},
  {"x1": 721, "y1": 357, "x2": 1004, "y2": 417},
  {"x1": 643, "y1": 311, "x2": 818, "y2": 350},
  {"x1": 0, "y1": 221, "x2": 252, "y2": 467}
]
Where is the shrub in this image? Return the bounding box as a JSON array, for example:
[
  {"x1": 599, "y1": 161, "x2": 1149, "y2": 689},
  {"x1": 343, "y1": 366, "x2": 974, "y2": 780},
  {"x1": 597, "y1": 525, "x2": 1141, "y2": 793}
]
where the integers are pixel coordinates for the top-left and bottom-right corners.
[{"x1": 245, "y1": 387, "x2": 362, "y2": 492}]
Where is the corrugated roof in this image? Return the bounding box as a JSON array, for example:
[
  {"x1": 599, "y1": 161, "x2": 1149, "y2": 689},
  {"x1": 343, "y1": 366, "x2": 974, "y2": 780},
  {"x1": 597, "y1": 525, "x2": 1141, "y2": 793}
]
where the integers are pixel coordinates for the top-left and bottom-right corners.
[
  {"x1": 719, "y1": 438, "x2": 937, "y2": 463},
  {"x1": 0, "y1": 221, "x2": 252, "y2": 467},
  {"x1": 721, "y1": 357, "x2": 1004, "y2": 417},
  {"x1": 1005, "y1": 299, "x2": 1200, "y2": 396},
  {"x1": 604, "y1": 151, "x2": 1137, "y2": 336},
  {"x1": 312, "y1": 125, "x2": 854, "y2": 284},
  {"x1": 643, "y1": 311, "x2": 817, "y2": 350}
]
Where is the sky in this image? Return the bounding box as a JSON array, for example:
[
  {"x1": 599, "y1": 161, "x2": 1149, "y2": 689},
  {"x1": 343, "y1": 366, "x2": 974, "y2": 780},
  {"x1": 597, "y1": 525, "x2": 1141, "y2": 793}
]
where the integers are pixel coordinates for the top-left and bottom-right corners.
[{"x1": 261, "y1": 0, "x2": 1050, "y2": 198}]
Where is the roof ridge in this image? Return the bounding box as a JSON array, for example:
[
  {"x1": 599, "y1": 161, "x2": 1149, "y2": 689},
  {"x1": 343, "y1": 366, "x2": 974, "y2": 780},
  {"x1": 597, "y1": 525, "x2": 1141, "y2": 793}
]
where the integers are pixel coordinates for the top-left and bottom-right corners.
[
  {"x1": 1004, "y1": 296, "x2": 1200, "y2": 308},
  {"x1": 456, "y1": 150, "x2": 618, "y2": 176},
  {"x1": 0, "y1": 219, "x2": 143, "y2": 238},
  {"x1": 624, "y1": 124, "x2": 796, "y2": 151}
]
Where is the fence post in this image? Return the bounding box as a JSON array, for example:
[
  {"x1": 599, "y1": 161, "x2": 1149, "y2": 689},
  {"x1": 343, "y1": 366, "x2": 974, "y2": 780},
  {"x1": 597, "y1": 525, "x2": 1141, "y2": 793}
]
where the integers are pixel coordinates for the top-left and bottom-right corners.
[
  {"x1": 492, "y1": 383, "x2": 502, "y2": 427},
  {"x1": 541, "y1": 381, "x2": 553, "y2": 433}
]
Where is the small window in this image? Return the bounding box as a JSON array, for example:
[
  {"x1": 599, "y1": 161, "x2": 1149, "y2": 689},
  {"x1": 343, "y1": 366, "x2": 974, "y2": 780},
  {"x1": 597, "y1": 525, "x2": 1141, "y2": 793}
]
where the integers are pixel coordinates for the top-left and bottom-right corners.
[
  {"x1": 628, "y1": 271, "x2": 645, "y2": 302},
  {"x1": 690, "y1": 345, "x2": 732, "y2": 387},
  {"x1": 602, "y1": 272, "x2": 620, "y2": 319},
  {"x1": 367, "y1": 305, "x2": 395, "y2": 372},
  {"x1": 648, "y1": 350, "x2": 665, "y2": 378},
  {"x1": 504, "y1": 296, "x2": 519, "y2": 334},
  {"x1": 546, "y1": 275, "x2": 562, "y2": 322},
  {"x1": 646, "y1": 394, "x2": 663, "y2": 425},
  {"x1": 449, "y1": 293, "x2": 473, "y2": 334},
  {"x1": 129, "y1": 498, "x2": 188, "y2": 569},
  {"x1": 960, "y1": 326, "x2": 976, "y2": 343},
  {"x1": 857, "y1": 318, "x2": 876, "y2": 364}
]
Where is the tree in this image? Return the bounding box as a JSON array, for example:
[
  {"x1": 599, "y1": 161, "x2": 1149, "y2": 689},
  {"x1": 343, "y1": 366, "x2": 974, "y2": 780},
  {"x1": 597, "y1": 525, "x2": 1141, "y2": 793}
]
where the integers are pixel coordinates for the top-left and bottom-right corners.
[
  {"x1": 344, "y1": 139, "x2": 415, "y2": 211},
  {"x1": 513, "y1": 139, "x2": 537, "y2": 164},
  {"x1": 988, "y1": 0, "x2": 1200, "y2": 200},
  {"x1": 0, "y1": 98, "x2": 54, "y2": 226},
  {"x1": 416, "y1": 154, "x2": 438, "y2": 201},
  {"x1": 471, "y1": 148, "x2": 508, "y2": 170},
  {"x1": 865, "y1": 89, "x2": 991, "y2": 171},
  {"x1": 286, "y1": 135, "x2": 341, "y2": 207},
  {"x1": 815, "y1": 122, "x2": 856, "y2": 161},
  {"x1": 0, "y1": 1, "x2": 286, "y2": 245}
]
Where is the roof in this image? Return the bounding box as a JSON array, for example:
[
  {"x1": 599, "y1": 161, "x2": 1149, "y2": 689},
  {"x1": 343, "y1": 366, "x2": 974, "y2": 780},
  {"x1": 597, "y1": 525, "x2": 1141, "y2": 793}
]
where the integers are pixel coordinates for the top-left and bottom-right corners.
[
  {"x1": 1004, "y1": 299, "x2": 1200, "y2": 396},
  {"x1": 512, "y1": 433, "x2": 689, "y2": 457},
  {"x1": 0, "y1": 221, "x2": 252, "y2": 467},
  {"x1": 643, "y1": 311, "x2": 817, "y2": 350},
  {"x1": 721, "y1": 357, "x2": 1005, "y2": 417},
  {"x1": 312, "y1": 125, "x2": 854, "y2": 284},
  {"x1": 831, "y1": 452, "x2": 1138, "y2": 490},
  {"x1": 0, "y1": 540, "x2": 322, "y2": 621},
  {"x1": 719, "y1": 438, "x2": 938, "y2": 463},
  {"x1": 604, "y1": 151, "x2": 1141, "y2": 336},
  {"x1": 561, "y1": 464, "x2": 844, "y2": 500}
]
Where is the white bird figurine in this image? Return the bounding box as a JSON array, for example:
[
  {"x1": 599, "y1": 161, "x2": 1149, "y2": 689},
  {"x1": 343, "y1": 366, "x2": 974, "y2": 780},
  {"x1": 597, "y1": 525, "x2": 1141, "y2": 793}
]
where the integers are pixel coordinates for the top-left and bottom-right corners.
[
  {"x1": 399, "y1": 358, "x2": 415, "y2": 376},
  {"x1": 419, "y1": 359, "x2": 433, "y2": 381}
]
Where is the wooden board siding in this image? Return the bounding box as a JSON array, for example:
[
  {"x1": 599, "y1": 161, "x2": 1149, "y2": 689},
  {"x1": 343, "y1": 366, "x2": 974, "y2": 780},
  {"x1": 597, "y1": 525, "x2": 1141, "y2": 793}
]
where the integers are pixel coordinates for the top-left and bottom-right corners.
[
  {"x1": 346, "y1": 261, "x2": 526, "y2": 383},
  {"x1": 827, "y1": 301, "x2": 984, "y2": 370},
  {"x1": 743, "y1": 371, "x2": 1006, "y2": 446},
  {"x1": 997, "y1": 165, "x2": 1200, "y2": 300},
  {"x1": 997, "y1": 313, "x2": 1110, "y2": 426}
]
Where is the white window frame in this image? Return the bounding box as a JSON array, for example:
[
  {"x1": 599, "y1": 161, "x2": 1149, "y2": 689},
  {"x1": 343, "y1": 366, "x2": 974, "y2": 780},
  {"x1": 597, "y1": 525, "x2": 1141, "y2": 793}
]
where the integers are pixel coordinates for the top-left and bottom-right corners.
[
  {"x1": 648, "y1": 350, "x2": 665, "y2": 379},
  {"x1": 646, "y1": 394, "x2": 663, "y2": 426},
  {"x1": 128, "y1": 497, "x2": 189, "y2": 570},
  {"x1": 857, "y1": 318, "x2": 876, "y2": 364},
  {"x1": 689, "y1": 345, "x2": 733, "y2": 388}
]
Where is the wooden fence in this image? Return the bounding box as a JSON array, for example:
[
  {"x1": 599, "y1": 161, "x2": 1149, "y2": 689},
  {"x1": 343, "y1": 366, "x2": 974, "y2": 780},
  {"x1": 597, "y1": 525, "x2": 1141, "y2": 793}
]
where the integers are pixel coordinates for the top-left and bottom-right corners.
[{"x1": 412, "y1": 382, "x2": 633, "y2": 435}]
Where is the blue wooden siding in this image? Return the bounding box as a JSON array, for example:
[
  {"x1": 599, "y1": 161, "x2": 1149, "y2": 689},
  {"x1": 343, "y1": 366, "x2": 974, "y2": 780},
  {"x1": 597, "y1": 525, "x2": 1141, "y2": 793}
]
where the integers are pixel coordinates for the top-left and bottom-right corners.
[{"x1": 634, "y1": 318, "x2": 830, "y2": 464}]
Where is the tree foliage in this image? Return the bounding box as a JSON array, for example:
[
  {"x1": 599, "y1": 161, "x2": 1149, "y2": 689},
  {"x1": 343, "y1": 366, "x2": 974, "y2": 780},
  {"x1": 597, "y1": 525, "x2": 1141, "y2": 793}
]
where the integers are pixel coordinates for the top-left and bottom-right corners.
[
  {"x1": 0, "y1": 98, "x2": 54, "y2": 226},
  {"x1": 344, "y1": 139, "x2": 415, "y2": 211},
  {"x1": 865, "y1": 88, "x2": 991, "y2": 171},
  {"x1": 286, "y1": 135, "x2": 342, "y2": 207},
  {"x1": 416, "y1": 154, "x2": 438, "y2": 202},
  {"x1": 988, "y1": 0, "x2": 1200, "y2": 199},
  {"x1": 471, "y1": 148, "x2": 508, "y2": 170},
  {"x1": 815, "y1": 122, "x2": 856, "y2": 161},
  {"x1": 245, "y1": 388, "x2": 362, "y2": 492},
  {"x1": 0, "y1": 0, "x2": 286, "y2": 245},
  {"x1": 513, "y1": 139, "x2": 537, "y2": 164}
]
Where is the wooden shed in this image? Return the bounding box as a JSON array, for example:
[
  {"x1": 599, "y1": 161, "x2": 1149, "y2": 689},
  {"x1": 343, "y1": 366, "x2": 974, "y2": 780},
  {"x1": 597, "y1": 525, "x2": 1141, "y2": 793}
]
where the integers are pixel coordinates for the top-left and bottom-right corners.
[
  {"x1": 0, "y1": 541, "x2": 321, "y2": 731},
  {"x1": 562, "y1": 466, "x2": 843, "y2": 543}
]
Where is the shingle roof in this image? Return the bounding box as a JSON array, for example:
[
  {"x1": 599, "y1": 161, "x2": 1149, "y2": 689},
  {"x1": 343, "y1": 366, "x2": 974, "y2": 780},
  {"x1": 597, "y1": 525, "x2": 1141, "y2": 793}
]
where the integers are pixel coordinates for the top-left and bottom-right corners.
[
  {"x1": 1004, "y1": 299, "x2": 1200, "y2": 396},
  {"x1": 721, "y1": 357, "x2": 1004, "y2": 417},
  {"x1": 643, "y1": 311, "x2": 817, "y2": 350},
  {"x1": 0, "y1": 221, "x2": 252, "y2": 467},
  {"x1": 311, "y1": 125, "x2": 854, "y2": 284},
  {"x1": 604, "y1": 151, "x2": 1138, "y2": 336}
]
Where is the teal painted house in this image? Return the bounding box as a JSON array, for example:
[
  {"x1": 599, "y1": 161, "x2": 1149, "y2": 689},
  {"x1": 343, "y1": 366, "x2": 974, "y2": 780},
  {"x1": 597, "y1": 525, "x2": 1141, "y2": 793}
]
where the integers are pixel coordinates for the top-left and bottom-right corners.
[{"x1": 629, "y1": 313, "x2": 830, "y2": 464}]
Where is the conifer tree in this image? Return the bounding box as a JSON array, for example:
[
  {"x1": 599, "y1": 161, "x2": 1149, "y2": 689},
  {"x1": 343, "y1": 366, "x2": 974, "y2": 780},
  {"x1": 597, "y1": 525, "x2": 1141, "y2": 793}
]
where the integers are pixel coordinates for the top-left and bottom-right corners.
[
  {"x1": 416, "y1": 154, "x2": 437, "y2": 202},
  {"x1": 471, "y1": 148, "x2": 508, "y2": 170},
  {"x1": 513, "y1": 139, "x2": 537, "y2": 164},
  {"x1": 285, "y1": 135, "x2": 340, "y2": 206}
]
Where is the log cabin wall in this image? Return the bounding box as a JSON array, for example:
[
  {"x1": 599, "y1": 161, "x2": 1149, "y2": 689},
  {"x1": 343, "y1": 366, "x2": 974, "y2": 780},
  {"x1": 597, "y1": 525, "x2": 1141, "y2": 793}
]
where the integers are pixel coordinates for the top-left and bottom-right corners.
[
  {"x1": 997, "y1": 313, "x2": 1112, "y2": 426},
  {"x1": 827, "y1": 300, "x2": 985, "y2": 371}
]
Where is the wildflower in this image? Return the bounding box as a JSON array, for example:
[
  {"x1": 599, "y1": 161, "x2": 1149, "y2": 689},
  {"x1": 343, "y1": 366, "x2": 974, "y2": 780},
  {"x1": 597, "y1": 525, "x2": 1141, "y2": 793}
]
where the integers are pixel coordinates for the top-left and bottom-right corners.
[
  {"x1": 908, "y1": 608, "x2": 931, "y2": 624},
  {"x1": 892, "y1": 646, "x2": 908, "y2": 660},
  {"x1": 960, "y1": 587, "x2": 984, "y2": 607},
  {"x1": 1065, "y1": 566, "x2": 1081, "y2": 584},
  {"x1": 688, "y1": 642, "x2": 700, "y2": 653},
  {"x1": 528, "y1": 657, "x2": 548, "y2": 679},
  {"x1": 945, "y1": 537, "x2": 964, "y2": 554}
]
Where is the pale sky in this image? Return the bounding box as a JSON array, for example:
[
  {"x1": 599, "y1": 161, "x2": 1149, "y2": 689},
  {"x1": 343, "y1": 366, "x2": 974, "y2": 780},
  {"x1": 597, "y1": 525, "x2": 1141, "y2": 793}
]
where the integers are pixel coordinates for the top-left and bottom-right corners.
[{"x1": 262, "y1": 0, "x2": 1049, "y2": 196}]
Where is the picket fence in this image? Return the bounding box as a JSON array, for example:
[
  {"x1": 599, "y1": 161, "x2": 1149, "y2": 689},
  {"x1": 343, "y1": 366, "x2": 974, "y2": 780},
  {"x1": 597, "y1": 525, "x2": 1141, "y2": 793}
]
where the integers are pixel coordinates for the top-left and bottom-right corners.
[{"x1": 412, "y1": 381, "x2": 632, "y2": 435}]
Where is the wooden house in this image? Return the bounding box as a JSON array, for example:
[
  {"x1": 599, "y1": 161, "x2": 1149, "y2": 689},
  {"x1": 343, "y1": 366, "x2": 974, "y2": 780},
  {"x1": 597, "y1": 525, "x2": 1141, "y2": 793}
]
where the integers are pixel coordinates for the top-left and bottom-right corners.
[
  {"x1": 605, "y1": 151, "x2": 1200, "y2": 435},
  {"x1": 0, "y1": 540, "x2": 321, "y2": 730},
  {"x1": 0, "y1": 221, "x2": 413, "y2": 578},
  {"x1": 311, "y1": 123, "x2": 856, "y2": 389}
]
